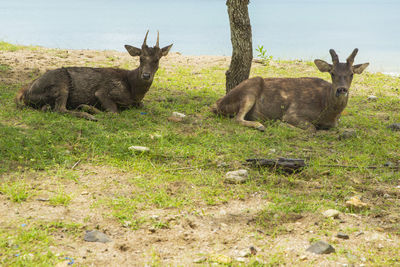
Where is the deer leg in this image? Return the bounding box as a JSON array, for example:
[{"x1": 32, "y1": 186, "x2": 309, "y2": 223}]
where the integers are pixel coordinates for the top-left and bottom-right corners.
[
  {"x1": 235, "y1": 96, "x2": 266, "y2": 132},
  {"x1": 94, "y1": 90, "x2": 118, "y2": 113},
  {"x1": 282, "y1": 113, "x2": 316, "y2": 133},
  {"x1": 76, "y1": 104, "x2": 102, "y2": 114},
  {"x1": 54, "y1": 86, "x2": 97, "y2": 121}
]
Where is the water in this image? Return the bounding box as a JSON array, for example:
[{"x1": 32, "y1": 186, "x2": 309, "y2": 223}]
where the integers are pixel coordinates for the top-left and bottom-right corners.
[{"x1": 0, "y1": 0, "x2": 399, "y2": 73}]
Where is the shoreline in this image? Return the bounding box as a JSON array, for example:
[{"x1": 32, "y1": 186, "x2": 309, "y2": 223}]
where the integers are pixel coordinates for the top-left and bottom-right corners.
[{"x1": 1, "y1": 41, "x2": 399, "y2": 79}]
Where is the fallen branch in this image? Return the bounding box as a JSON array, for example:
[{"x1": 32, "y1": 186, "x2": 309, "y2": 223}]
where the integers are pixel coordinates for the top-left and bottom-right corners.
[{"x1": 246, "y1": 158, "x2": 400, "y2": 172}]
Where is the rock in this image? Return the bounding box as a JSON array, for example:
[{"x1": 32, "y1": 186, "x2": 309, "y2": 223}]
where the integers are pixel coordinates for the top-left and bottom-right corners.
[
  {"x1": 306, "y1": 241, "x2": 335, "y2": 254},
  {"x1": 346, "y1": 196, "x2": 369, "y2": 210},
  {"x1": 322, "y1": 209, "x2": 340, "y2": 219},
  {"x1": 128, "y1": 146, "x2": 150, "y2": 152},
  {"x1": 225, "y1": 169, "x2": 249, "y2": 184},
  {"x1": 387, "y1": 123, "x2": 400, "y2": 131},
  {"x1": 172, "y1": 112, "x2": 186, "y2": 118},
  {"x1": 337, "y1": 232, "x2": 350, "y2": 239},
  {"x1": 339, "y1": 129, "x2": 357, "y2": 140},
  {"x1": 210, "y1": 254, "x2": 232, "y2": 264},
  {"x1": 84, "y1": 230, "x2": 112, "y2": 243},
  {"x1": 383, "y1": 193, "x2": 390, "y2": 199},
  {"x1": 193, "y1": 257, "x2": 207, "y2": 263},
  {"x1": 367, "y1": 95, "x2": 378, "y2": 101}
]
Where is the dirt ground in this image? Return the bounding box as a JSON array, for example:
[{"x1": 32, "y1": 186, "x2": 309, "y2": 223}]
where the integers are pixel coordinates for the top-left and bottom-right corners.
[{"x1": 1, "y1": 47, "x2": 400, "y2": 266}]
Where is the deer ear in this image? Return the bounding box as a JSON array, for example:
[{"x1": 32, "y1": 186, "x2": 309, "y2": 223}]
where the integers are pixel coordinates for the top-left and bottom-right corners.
[
  {"x1": 161, "y1": 44, "x2": 173, "y2": 57},
  {"x1": 314, "y1": 59, "x2": 332, "y2": 73},
  {"x1": 352, "y1": 63, "x2": 369, "y2": 74},
  {"x1": 125, "y1": 45, "x2": 141, "y2": 57}
]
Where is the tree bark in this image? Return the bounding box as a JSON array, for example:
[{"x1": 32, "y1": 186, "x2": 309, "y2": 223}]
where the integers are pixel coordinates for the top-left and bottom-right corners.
[{"x1": 225, "y1": 0, "x2": 253, "y2": 93}]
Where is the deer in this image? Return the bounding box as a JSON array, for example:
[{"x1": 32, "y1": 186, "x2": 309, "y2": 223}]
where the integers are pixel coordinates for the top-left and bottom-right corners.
[
  {"x1": 15, "y1": 31, "x2": 173, "y2": 121},
  {"x1": 212, "y1": 48, "x2": 369, "y2": 132}
]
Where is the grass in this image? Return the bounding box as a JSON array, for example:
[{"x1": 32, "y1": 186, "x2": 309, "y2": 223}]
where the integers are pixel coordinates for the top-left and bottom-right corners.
[{"x1": 0, "y1": 42, "x2": 399, "y2": 265}]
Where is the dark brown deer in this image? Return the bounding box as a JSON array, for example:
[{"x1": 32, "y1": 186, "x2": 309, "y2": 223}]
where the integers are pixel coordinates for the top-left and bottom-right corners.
[
  {"x1": 16, "y1": 31, "x2": 172, "y2": 120},
  {"x1": 212, "y1": 48, "x2": 369, "y2": 132}
]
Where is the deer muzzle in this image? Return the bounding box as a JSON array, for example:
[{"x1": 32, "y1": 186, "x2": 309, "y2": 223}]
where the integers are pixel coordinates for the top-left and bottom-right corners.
[
  {"x1": 336, "y1": 87, "x2": 348, "y2": 97},
  {"x1": 142, "y1": 73, "x2": 151, "y2": 80}
]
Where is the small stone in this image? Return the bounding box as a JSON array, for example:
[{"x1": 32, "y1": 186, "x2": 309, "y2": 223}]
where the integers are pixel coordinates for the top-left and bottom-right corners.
[
  {"x1": 383, "y1": 193, "x2": 390, "y2": 199},
  {"x1": 84, "y1": 230, "x2": 112, "y2": 243},
  {"x1": 81, "y1": 191, "x2": 89, "y2": 195},
  {"x1": 167, "y1": 116, "x2": 183, "y2": 122},
  {"x1": 236, "y1": 257, "x2": 246, "y2": 262},
  {"x1": 238, "y1": 249, "x2": 251, "y2": 257},
  {"x1": 123, "y1": 221, "x2": 132, "y2": 228},
  {"x1": 225, "y1": 169, "x2": 249, "y2": 184},
  {"x1": 36, "y1": 197, "x2": 49, "y2": 202},
  {"x1": 150, "y1": 133, "x2": 162, "y2": 139},
  {"x1": 172, "y1": 112, "x2": 186, "y2": 118},
  {"x1": 299, "y1": 255, "x2": 308, "y2": 261},
  {"x1": 387, "y1": 123, "x2": 400, "y2": 131},
  {"x1": 339, "y1": 129, "x2": 357, "y2": 140},
  {"x1": 337, "y1": 232, "x2": 350, "y2": 239},
  {"x1": 367, "y1": 95, "x2": 378, "y2": 101},
  {"x1": 193, "y1": 257, "x2": 207, "y2": 263},
  {"x1": 210, "y1": 254, "x2": 232, "y2": 264},
  {"x1": 128, "y1": 146, "x2": 150, "y2": 152},
  {"x1": 322, "y1": 209, "x2": 340, "y2": 219},
  {"x1": 346, "y1": 196, "x2": 369, "y2": 210},
  {"x1": 355, "y1": 231, "x2": 364, "y2": 237},
  {"x1": 384, "y1": 161, "x2": 394, "y2": 167},
  {"x1": 306, "y1": 241, "x2": 335, "y2": 254}
]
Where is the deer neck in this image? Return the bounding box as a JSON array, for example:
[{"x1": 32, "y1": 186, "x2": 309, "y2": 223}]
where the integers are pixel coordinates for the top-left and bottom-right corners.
[
  {"x1": 127, "y1": 68, "x2": 153, "y2": 94},
  {"x1": 319, "y1": 85, "x2": 349, "y2": 122}
]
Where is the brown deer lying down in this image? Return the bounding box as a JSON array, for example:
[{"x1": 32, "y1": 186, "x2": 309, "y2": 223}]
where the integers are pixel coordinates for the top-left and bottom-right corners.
[
  {"x1": 212, "y1": 49, "x2": 369, "y2": 131},
  {"x1": 16, "y1": 31, "x2": 172, "y2": 121}
]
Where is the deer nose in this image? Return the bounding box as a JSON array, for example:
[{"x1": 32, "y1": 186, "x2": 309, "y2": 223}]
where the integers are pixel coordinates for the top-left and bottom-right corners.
[
  {"x1": 142, "y1": 73, "x2": 151, "y2": 80},
  {"x1": 336, "y1": 87, "x2": 348, "y2": 97}
]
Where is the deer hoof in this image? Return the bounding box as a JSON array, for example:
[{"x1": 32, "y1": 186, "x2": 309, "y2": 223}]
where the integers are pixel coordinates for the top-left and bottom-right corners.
[{"x1": 256, "y1": 125, "x2": 266, "y2": 132}]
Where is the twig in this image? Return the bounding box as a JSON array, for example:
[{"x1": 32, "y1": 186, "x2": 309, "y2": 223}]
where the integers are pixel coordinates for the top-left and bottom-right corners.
[{"x1": 71, "y1": 159, "x2": 81, "y2": 170}]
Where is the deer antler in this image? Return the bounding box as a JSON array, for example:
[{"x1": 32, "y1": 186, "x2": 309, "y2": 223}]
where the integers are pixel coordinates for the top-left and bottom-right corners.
[
  {"x1": 329, "y1": 49, "x2": 339, "y2": 65},
  {"x1": 155, "y1": 31, "x2": 160, "y2": 48},
  {"x1": 142, "y1": 30, "x2": 149, "y2": 48},
  {"x1": 346, "y1": 48, "x2": 358, "y2": 66}
]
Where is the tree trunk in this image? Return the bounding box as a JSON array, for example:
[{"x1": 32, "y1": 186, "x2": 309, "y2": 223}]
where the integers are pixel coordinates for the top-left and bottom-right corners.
[{"x1": 225, "y1": 0, "x2": 253, "y2": 93}]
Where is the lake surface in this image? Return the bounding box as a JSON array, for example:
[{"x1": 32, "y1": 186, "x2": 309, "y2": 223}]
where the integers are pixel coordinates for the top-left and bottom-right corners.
[{"x1": 0, "y1": 0, "x2": 399, "y2": 73}]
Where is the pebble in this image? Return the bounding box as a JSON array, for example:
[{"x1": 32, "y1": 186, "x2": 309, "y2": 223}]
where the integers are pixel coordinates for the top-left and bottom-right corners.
[
  {"x1": 235, "y1": 257, "x2": 246, "y2": 262},
  {"x1": 299, "y1": 255, "x2": 308, "y2": 260},
  {"x1": 84, "y1": 230, "x2": 112, "y2": 243},
  {"x1": 306, "y1": 241, "x2": 335, "y2": 254},
  {"x1": 383, "y1": 193, "x2": 390, "y2": 199},
  {"x1": 193, "y1": 257, "x2": 207, "y2": 263},
  {"x1": 339, "y1": 129, "x2": 357, "y2": 140},
  {"x1": 387, "y1": 123, "x2": 400, "y2": 131},
  {"x1": 322, "y1": 209, "x2": 340, "y2": 219},
  {"x1": 224, "y1": 169, "x2": 249, "y2": 184},
  {"x1": 367, "y1": 95, "x2": 378, "y2": 101},
  {"x1": 209, "y1": 254, "x2": 232, "y2": 264},
  {"x1": 128, "y1": 146, "x2": 150, "y2": 152},
  {"x1": 172, "y1": 112, "x2": 186, "y2": 118},
  {"x1": 337, "y1": 232, "x2": 350, "y2": 239}
]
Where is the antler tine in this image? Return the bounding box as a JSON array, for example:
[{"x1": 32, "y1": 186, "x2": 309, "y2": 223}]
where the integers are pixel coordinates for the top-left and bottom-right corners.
[
  {"x1": 142, "y1": 30, "x2": 149, "y2": 48},
  {"x1": 329, "y1": 49, "x2": 339, "y2": 65},
  {"x1": 346, "y1": 48, "x2": 359, "y2": 66},
  {"x1": 155, "y1": 31, "x2": 160, "y2": 48}
]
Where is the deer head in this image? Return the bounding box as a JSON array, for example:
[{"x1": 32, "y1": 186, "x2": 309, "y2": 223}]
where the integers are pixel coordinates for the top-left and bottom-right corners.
[
  {"x1": 124, "y1": 30, "x2": 173, "y2": 82},
  {"x1": 314, "y1": 49, "x2": 369, "y2": 97}
]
